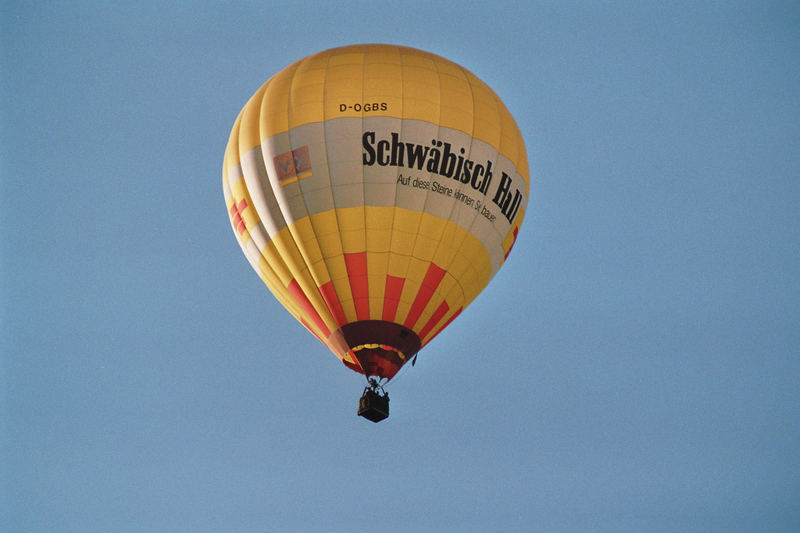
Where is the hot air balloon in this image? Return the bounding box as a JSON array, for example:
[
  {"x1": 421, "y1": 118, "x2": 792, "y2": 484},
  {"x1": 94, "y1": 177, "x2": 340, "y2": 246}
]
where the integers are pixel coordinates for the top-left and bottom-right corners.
[{"x1": 222, "y1": 44, "x2": 528, "y2": 421}]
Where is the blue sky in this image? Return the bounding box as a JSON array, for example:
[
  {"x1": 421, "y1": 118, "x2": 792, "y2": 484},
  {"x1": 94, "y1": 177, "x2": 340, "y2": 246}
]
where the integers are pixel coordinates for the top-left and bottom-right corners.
[{"x1": 2, "y1": 2, "x2": 799, "y2": 531}]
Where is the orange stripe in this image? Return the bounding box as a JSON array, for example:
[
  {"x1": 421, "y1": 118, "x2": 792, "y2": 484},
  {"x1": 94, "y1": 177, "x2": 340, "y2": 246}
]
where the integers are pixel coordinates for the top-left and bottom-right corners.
[
  {"x1": 382, "y1": 275, "x2": 405, "y2": 322},
  {"x1": 418, "y1": 301, "x2": 449, "y2": 340},
  {"x1": 344, "y1": 252, "x2": 370, "y2": 321},
  {"x1": 404, "y1": 263, "x2": 446, "y2": 329},
  {"x1": 319, "y1": 281, "x2": 346, "y2": 326},
  {"x1": 287, "y1": 279, "x2": 330, "y2": 337}
]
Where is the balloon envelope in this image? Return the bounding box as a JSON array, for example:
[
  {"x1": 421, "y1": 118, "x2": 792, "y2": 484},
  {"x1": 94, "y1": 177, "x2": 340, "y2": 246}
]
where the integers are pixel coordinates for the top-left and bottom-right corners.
[{"x1": 223, "y1": 44, "x2": 528, "y2": 381}]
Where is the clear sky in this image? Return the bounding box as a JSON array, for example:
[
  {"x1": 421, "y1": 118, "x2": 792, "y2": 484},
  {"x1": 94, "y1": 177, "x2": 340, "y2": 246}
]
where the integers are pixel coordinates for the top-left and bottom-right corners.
[{"x1": 2, "y1": 2, "x2": 799, "y2": 531}]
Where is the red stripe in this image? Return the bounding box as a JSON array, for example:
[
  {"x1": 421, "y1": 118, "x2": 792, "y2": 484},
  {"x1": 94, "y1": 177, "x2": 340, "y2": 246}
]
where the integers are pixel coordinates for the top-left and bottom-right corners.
[
  {"x1": 504, "y1": 227, "x2": 520, "y2": 260},
  {"x1": 300, "y1": 317, "x2": 325, "y2": 344},
  {"x1": 418, "y1": 301, "x2": 449, "y2": 340},
  {"x1": 344, "y1": 252, "x2": 370, "y2": 320},
  {"x1": 382, "y1": 275, "x2": 405, "y2": 322},
  {"x1": 424, "y1": 307, "x2": 462, "y2": 345},
  {"x1": 404, "y1": 263, "x2": 446, "y2": 329},
  {"x1": 287, "y1": 279, "x2": 330, "y2": 337},
  {"x1": 319, "y1": 281, "x2": 346, "y2": 326},
  {"x1": 229, "y1": 199, "x2": 248, "y2": 235}
]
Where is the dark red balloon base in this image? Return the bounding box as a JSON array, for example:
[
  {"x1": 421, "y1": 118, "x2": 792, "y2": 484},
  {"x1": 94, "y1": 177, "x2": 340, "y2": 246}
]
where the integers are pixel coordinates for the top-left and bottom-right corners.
[{"x1": 329, "y1": 320, "x2": 421, "y2": 381}]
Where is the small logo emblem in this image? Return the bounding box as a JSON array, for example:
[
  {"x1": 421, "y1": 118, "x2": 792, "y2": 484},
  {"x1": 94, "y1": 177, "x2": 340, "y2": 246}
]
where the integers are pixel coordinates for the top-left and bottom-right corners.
[{"x1": 274, "y1": 146, "x2": 312, "y2": 185}]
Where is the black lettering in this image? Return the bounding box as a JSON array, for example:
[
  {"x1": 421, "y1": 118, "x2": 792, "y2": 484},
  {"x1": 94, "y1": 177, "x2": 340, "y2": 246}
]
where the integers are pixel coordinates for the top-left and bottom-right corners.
[
  {"x1": 482, "y1": 161, "x2": 493, "y2": 194},
  {"x1": 426, "y1": 143, "x2": 441, "y2": 173},
  {"x1": 454, "y1": 149, "x2": 466, "y2": 182},
  {"x1": 406, "y1": 143, "x2": 429, "y2": 169},
  {"x1": 461, "y1": 160, "x2": 473, "y2": 184},
  {"x1": 377, "y1": 139, "x2": 390, "y2": 165},
  {"x1": 362, "y1": 131, "x2": 376, "y2": 165},
  {"x1": 390, "y1": 132, "x2": 404, "y2": 167},
  {"x1": 492, "y1": 171, "x2": 512, "y2": 207},
  {"x1": 505, "y1": 190, "x2": 522, "y2": 223},
  {"x1": 438, "y1": 142, "x2": 457, "y2": 178},
  {"x1": 472, "y1": 164, "x2": 484, "y2": 190}
]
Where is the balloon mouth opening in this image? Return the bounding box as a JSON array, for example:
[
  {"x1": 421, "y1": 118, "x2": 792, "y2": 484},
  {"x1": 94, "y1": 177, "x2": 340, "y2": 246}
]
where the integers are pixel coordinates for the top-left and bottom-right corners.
[{"x1": 328, "y1": 320, "x2": 421, "y2": 381}]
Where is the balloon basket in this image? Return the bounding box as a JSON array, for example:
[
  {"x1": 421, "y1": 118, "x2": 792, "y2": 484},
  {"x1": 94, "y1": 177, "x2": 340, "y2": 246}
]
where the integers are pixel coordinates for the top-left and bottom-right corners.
[{"x1": 358, "y1": 386, "x2": 389, "y2": 423}]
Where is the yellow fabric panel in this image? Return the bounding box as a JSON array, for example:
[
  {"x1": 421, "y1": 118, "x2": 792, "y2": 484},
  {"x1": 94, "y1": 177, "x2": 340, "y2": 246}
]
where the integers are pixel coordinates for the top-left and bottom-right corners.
[
  {"x1": 432, "y1": 224, "x2": 460, "y2": 268},
  {"x1": 392, "y1": 208, "x2": 422, "y2": 233},
  {"x1": 392, "y1": 256, "x2": 428, "y2": 324},
  {"x1": 461, "y1": 265, "x2": 484, "y2": 305},
  {"x1": 387, "y1": 253, "x2": 410, "y2": 277},
  {"x1": 340, "y1": 230, "x2": 366, "y2": 253},
  {"x1": 294, "y1": 217, "x2": 324, "y2": 265},
  {"x1": 447, "y1": 232, "x2": 487, "y2": 303},
  {"x1": 418, "y1": 212, "x2": 447, "y2": 239},
  {"x1": 366, "y1": 251, "x2": 389, "y2": 319},
  {"x1": 437, "y1": 68, "x2": 474, "y2": 134},
  {"x1": 315, "y1": 230, "x2": 344, "y2": 259},
  {"x1": 392, "y1": 287, "x2": 415, "y2": 325},
  {"x1": 469, "y1": 79, "x2": 501, "y2": 150},
  {"x1": 400, "y1": 48, "x2": 436, "y2": 68},
  {"x1": 270, "y1": 232, "x2": 306, "y2": 280},
  {"x1": 323, "y1": 62, "x2": 364, "y2": 120},
  {"x1": 259, "y1": 241, "x2": 289, "y2": 282},
  {"x1": 366, "y1": 227, "x2": 392, "y2": 253},
  {"x1": 259, "y1": 64, "x2": 296, "y2": 142},
  {"x1": 332, "y1": 276, "x2": 357, "y2": 323},
  {"x1": 476, "y1": 260, "x2": 493, "y2": 285},
  {"x1": 289, "y1": 216, "x2": 327, "y2": 286},
  {"x1": 437, "y1": 274, "x2": 459, "y2": 303},
  {"x1": 310, "y1": 259, "x2": 331, "y2": 285},
  {"x1": 366, "y1": 205, "x2": 394, "y2": 229},
  {"x1": 516, "y1": 148, "x2": 530, "y2": 194},
  {"x1": 327, "y1": 47, "x2": 363, "y2": 66},
  {"x1": 289, "y1": 57, "x2": 326, "y2": 128},
  {"x1": 237, "y1": 84, "x2": 268, "y2": 158},
  {"x1": 389, "y1": 208, "x2": 421, "y2": 256},
  {"x1": 401, "y1": 63, "x2": 440, "y2": 123},
  {"x1": 324, "y1": 253, "x2": 348, "y2": 284},
  {"x1": 256, "y1": 255, "x2": 286, "y2": 295},
  {"x1": 411, "y1": 234, "x2": 439, "y2": 262},
  {"x1": 310, "y1": 210, "x2": 343, "y2": 258},
  {"x1": 499, "y1": 110, "x2": 522, "y2": 173},
  {"x1": 457, "y1": 232, "x2": 487, "y2": 267},
  {"x1": 336, "y1": 206, "x2": 365, "y2": 231},
  {"x1": 389, "y1": 229, "x2": 415, "y2": 256},
  {"x1": 322, "y1": 250, "x2": 357, "y2": 323},
  {"x1": 444, "y1": 283, "x2": 466, "y2": 313},
  {"x1": 223, "y1": 116, "x2": 242, "y2": 185},
  {"x1": 341, "y1": 350, "x2": 358, "y2": 366},
  {"x1": 364, "y1": 60, "x2": 403, "y2": 119},
  {"x1": 365, "y1": 206, "x2": 393, "y2": 253},
  {"x1": 404, "y1": 257, "x2": 430, "y2": 289}
]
